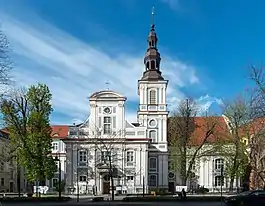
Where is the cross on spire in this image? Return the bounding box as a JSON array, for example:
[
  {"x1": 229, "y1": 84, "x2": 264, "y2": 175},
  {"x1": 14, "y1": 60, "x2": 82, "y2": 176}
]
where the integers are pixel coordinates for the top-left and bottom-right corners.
[
  {"x1": 151, "y1": 6, "x2": 155, "y2": 27},
  {"x1": 105, "y1": 81, "x2": 110, "y2": 90}
]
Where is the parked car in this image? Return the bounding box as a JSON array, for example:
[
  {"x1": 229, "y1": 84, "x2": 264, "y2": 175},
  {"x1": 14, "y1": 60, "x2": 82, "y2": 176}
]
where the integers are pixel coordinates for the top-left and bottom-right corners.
[{"x1": 224, "y1": 190, "x2": 265, "y2": 206}]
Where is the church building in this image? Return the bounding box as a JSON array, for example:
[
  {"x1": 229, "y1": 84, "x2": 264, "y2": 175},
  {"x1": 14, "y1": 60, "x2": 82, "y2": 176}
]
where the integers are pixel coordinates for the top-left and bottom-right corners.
[{"x1": 62, "y1": 20, "x2": 169, "y2": 195}]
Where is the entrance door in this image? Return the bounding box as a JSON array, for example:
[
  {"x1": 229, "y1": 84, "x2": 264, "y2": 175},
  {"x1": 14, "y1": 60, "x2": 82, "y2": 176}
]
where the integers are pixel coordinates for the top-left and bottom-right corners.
[
  {"x1": 9, "y1": 182, "x2": 14, "y2": 192},
  {"x1": 168, "y1": 182, "x2": 175, "y2": 194},
  {"x1": 103, "y1": 182, "x2": 110, "y2": 194},
  {"x1": 102, "y1": 174, "x2": 110, "y2": 194}
]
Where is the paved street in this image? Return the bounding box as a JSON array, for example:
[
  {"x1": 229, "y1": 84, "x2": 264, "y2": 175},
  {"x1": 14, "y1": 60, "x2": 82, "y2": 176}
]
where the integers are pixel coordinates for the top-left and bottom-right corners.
[{"x1": 1, "y1": 201, "x2": 225, "y2": 206}]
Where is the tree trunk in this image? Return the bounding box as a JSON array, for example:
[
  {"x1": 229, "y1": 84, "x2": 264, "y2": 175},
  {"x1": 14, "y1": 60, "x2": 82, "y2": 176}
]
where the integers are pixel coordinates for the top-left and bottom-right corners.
[{"x1": 181, "y1": 148, "x2": 187, "y2": 186}]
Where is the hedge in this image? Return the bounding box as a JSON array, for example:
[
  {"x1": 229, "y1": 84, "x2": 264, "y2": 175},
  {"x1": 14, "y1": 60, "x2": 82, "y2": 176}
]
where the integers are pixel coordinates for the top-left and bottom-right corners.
[{"x1": 0, "y1": 196, "x2": 71, "y2": 203}]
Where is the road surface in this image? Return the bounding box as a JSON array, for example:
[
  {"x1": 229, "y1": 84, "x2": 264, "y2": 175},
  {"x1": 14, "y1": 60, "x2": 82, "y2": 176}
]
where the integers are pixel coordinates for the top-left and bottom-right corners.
[{"x1": 1, "y1": 201, "x2": 225, "y2": 206}]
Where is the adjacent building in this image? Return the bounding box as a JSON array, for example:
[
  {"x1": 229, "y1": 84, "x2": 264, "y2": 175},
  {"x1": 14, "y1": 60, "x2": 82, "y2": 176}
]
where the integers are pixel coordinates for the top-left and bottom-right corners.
[{"x1": 0, "y1": 130, "x2": 17, "y2": 193}]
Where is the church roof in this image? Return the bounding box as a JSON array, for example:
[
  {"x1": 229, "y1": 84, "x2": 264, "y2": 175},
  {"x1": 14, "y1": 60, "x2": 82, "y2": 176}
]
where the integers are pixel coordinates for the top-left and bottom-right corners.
[{"x1": 168, "y1": 116, "x2": 231, "y2": 146}]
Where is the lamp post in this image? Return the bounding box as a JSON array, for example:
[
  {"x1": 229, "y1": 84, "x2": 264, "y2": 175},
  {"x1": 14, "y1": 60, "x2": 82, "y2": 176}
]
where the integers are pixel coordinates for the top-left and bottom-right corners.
[
  {"x1": 142, "y1": 176, "x2": 145, "y2": 197},
  {"x1": 221, "y1": 165, "x2": 224, "y2": 201},
  {"x1": 55, "y1": 153, "x2": 62, "y2": 199},
  {"x1": 77, "y1": 148, "x2": 79, "y2": 202}
]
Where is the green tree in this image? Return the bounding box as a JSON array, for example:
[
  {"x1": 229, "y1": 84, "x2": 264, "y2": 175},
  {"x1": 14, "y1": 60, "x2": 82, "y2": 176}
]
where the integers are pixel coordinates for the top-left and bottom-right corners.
[{"x1": 0, "y1": 83, "x2": 57, "y2": 187}]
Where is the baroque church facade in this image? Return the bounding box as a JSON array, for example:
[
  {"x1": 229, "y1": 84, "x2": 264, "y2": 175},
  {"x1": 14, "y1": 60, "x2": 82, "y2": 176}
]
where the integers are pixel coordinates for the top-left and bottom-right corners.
[{"x1": 62, "y1": 21, "x2": 169, "y2": 195}]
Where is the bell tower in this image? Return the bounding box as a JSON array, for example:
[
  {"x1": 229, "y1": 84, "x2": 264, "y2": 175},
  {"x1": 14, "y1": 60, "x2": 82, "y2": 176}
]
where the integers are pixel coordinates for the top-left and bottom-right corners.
[{"x1": 137, "y1": 7, "x2": 169, "y2": 190}]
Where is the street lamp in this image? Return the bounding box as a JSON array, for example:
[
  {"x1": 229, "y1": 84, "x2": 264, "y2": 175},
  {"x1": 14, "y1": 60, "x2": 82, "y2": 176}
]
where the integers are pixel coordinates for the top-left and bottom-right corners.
[
  {"x1": 76, "y1": 148, "x2": 79, "y2": 202},
  {"x1": 55, "y1": 153, "x2": 62, "y2": 199}
]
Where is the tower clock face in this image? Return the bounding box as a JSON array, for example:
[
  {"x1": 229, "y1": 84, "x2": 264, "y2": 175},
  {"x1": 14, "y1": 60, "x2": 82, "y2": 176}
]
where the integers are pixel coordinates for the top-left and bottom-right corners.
[{"x1": 104, "y1": 107, "x2": 111, "y2": 114}]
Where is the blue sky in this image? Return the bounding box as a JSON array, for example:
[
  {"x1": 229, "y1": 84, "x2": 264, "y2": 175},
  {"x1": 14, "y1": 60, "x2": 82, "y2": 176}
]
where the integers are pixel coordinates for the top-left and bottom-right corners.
[{"x1": 0, "y1": 0, "x2": 262, "y2": 125}]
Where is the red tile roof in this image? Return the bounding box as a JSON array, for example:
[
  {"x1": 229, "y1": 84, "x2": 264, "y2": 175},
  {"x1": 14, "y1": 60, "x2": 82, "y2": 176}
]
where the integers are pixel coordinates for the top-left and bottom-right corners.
[
  {"x1": 50, "y1": 125, "x2": 69, "y2": 139},
  {"x1": 168, "y1": 116, "x2": 231, "y2": 146}
]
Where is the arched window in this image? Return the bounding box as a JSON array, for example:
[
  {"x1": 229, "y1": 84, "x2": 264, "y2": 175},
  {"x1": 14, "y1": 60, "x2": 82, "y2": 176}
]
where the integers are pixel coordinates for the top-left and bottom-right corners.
[
  {"x1": 215, "y1": 158, "x2": 224, "y2": 170},
  {"x1": 150, "y1": 60, "x2": 155, "y2": 70},
  {"x1": 149, "y1": 130, "x2": 156, "y2": 142},
  {"x1": 149, "y1": 90, "x2": 156, "y2": 105}
]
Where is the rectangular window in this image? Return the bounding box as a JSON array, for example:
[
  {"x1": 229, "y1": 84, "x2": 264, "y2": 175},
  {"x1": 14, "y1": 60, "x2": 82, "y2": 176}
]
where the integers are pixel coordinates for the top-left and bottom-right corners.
[
  {"x1": 149, "y1": 90, "x2": 157, "y2": 104},
  {"x1": 1, "y1": 178, "x2": 4, "y2": 186},
  {"x1": 214, "y1": 176, "x2": 224, "y2": 186},
  {"x1": 79, "y1": 175, "x2": 87, "y2": 182},
  {"x1": 149, "y1": 157, "x2": 157, "y2": 172},
  {"x1": 127, "y1": 176, "x2": 134, "y2": 181},
  {"x1": 52, "y1": 178, "x2": 58, "y2": 188},
  {"x1": 149, "y1": 130, "x2": 156, "y2": 142},
  {"x1": 0, "y1": 162, "x2": 4, "y2": 171},
  {"x1": 79, "y1": 151, "x2": 87, "y2": 162},
  {"x1": 69, "y1": 131, "x2": 77, "y2": 136},
  {"x1": 101, "y1": 151, "x2": 111, "y2": 162},
  {"x1": 148, "y1": 175, "x2": 157, "y2": 187},
  {"x1": 103, "y1": 117, "x2": 111, "y2": 134},
  {"x1": 52, "y1": 142, "x2": 58, "y2": 151},
  {"x1": 126, "y1": 151, "x2": 134, "y2": 166}
]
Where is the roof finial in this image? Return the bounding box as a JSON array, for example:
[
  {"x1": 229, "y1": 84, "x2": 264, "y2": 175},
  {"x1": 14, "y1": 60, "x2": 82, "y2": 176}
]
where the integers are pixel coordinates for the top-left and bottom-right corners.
[
  {"x1": 105, "y1": 80, "x2": 110, "y2": 90},
  {"x1": 151, "y1": 6, "x2": 155, "y2": 30}
]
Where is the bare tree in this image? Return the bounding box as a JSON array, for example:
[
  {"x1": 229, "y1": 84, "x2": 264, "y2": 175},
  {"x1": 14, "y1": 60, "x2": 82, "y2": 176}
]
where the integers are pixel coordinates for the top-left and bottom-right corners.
[
  {"x1": 248, "y1": 66, "x2": 265, "y2": 189},
  {"x1": 222, "y1": 97, "x2": 250, "y2": 191},
  {"x1": 242, "y1": 118, "x2": 265, "y2": 189},
  {"x1": 168, "y1": 98, "x2": 220, "y2": 186},
  {"x1": 91, "y1": 128, "x2": 125, "y2": 201}
]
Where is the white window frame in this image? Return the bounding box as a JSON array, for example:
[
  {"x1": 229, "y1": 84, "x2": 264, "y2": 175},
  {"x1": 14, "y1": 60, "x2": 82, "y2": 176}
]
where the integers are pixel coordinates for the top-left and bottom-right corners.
[
  {"x1": 101, "y1": 151, "x2": 111, "y2": 163},
  {"x1": 52, "y1": 142, "x2": 59, "y2": 151},
  {"x1": 149, "y1": 174, "x2": 157, "y2": 187},
  {"x1": 149, "y1": 89, "x2": 157, "y2": 105},
  {"x1": 214, "y1": 176, "x2": 224, "y2": 187},
  {"x1": 126, "y1": 151, "x2": 134, "y2": 167},
  {"x1": 215, "y1": 158, "x2": 224, "y2": 170},
  {"x1": 78, "y1": 150, "x2": 87, "y2": 163},
  {"x1": 149, "y1": 130, "x2": 156, "y2": 142},
  {"x1": 103, "y1": 116, "x2": 112, "y2": 134},
  {"x1": 79, "y1": 175, "x2": 87, "y2": 182},
  {"x1": 149, "y1": 157, "x2": 157, "y2": 172},
  {"x1": 148, "y1": 119, "x2": 157, "y2": 128}
]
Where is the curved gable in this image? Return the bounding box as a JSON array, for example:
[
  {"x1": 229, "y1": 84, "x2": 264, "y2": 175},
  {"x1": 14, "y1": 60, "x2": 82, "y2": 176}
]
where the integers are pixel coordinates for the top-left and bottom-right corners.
[{"x1": 89, "y1": 90, "x2": 126, "y2": 100}]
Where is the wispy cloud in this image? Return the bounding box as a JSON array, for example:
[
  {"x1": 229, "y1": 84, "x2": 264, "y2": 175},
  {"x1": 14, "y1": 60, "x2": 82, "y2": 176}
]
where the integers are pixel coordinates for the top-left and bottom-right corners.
[{"x1": 0, "y1": 12, "x2": 215, "y2": 124}]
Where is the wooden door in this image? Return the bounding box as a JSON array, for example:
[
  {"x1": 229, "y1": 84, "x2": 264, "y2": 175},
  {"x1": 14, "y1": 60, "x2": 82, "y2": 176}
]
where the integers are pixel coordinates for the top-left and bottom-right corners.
[{"x1": 103, "y1": 182, "x2": 110, "y2": 194}]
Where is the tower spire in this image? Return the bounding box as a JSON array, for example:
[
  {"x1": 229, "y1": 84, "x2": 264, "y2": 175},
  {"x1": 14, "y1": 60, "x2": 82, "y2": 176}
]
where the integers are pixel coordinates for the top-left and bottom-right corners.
[{"x1": 140, "y1": 7, "x2": 164, "y2": 81}]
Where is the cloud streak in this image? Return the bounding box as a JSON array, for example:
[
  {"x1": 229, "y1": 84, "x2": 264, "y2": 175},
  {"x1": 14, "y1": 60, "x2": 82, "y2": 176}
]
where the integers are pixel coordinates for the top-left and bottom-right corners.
[{"x1": 0, "y1": 12, "x2": 217, "y2": 124}]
